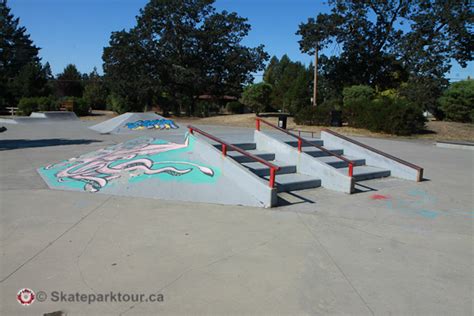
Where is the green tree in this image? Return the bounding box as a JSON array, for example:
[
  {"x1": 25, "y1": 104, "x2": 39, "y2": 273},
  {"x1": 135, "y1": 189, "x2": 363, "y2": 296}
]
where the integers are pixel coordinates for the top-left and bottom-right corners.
[
  {"x1": 262, "y1": 55, "x2": 312, "y2": 113},
  {"x1": 83, "y1": 68, "x2": 108, "y2": 110},
  {"x1": 297, "y1": 1, "x2": 472, "y2": 101},
  {"x1": 240, "y1": 82, "x2": 272, "y2": 114},
  {"x1": 56, "y1": 64, "x2": 83, "y2": 97},
  {"x1": 103, "y1": 0, "x2": 268, "y2": 115},
  {"x1": 439, "y1": 80, "x2": 474, "y2": 123},
  {"x1": 0, "y1": 0, "x2": 41, "y2": 108},
  {"x1": 11, "y1": 62, "x2": 51, "y2": 98}
]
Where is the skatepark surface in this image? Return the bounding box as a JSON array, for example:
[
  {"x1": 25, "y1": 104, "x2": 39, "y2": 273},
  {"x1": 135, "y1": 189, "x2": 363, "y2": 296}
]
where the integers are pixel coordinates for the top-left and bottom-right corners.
[{"x1": 0, "y1": 118, "x2": 473, "y2": 315}]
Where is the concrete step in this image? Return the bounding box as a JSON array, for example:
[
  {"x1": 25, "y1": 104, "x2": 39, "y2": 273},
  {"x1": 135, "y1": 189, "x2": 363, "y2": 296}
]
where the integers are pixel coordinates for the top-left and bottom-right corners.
[
  {"x1": 263, "y1": 173, "x2": 321, "y2": 193},
  {"x1": 228, "y1": 149, "x2": 275, "y2": 163},
  {"x1": 241, "y1": 160, "x2": 297, "y2": 176},
  {"x1": 316, "y1": 155, "x2": 366, "y2": 168},
  {"x1": 214, "y1": 142, "x2": 256, "y2": 151},
  {"x1": 338, "y1": 165, "x2": 391, "y2": 181},
  {"x1": 286, "y1": 138, "x2": 324, "y2": 147},
  {"x1": 303, "y1": 147, "x2": 344, "y2": 157}
]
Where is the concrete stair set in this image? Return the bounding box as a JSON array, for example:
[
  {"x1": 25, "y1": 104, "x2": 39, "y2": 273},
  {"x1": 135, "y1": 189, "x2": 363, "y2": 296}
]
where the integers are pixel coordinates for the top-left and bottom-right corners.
[
  {"x1": 216, "y1": 138, "x2": 390, "y2": 194},
  {"x1": 190, "y1": 126, "x2": 423, "y2": 207}
]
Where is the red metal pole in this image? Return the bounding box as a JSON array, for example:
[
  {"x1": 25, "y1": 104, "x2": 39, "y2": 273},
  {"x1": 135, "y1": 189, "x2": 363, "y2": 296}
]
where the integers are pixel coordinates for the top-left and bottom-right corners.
[
  {"x1": 188, "y1": 127, "x2": 194, "y2": 134},
  {"x1": 297, "y1": 139, "x2": 302, "y2": 152},
  {"x1": 256, "y1": 119, "x2": 260, "y2": 131},
  {"x1": 269, "y1": 167, "x2": 276, "y2": 188},
  {"x1": 222, "y1": 144, "x2": 227, "y2": 156},
  {"x1": 348, "y1": 163, "x2": 353, "y2": 177}
]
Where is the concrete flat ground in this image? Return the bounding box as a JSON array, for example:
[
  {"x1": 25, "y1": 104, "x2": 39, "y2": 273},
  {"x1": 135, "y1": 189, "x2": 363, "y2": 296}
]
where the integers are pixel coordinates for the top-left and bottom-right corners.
[{"x1": 0, "y1": 120, "x2": 473, "y2": 315}]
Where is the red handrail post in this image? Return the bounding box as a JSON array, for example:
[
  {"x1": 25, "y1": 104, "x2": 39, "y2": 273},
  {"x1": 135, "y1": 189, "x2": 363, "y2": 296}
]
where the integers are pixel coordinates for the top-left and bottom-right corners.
[
  {"x1": 297, "y1": 138, "x2": 302, "y2": 152},
  {"x1": 256, "y1": 118, "x2": 260, "y2": 131},
  {"x1": 269, "y1": 167, "x2": 276, "y2": 188},
  {"x1": 188, "y1": 127, "x2": 194, "y2": 134},
  {"x1": 222, "y1": 144, "x2": 227, "y2": 156},
  {"x1": 348, "y1": 163, "x2": 353, "y2": 177}
]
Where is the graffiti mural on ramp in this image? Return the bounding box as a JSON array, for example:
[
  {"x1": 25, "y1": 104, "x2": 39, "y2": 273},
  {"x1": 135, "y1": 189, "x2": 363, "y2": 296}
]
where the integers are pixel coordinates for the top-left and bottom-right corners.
[
  {"x1": 38, "y1": 135, "x2": 218, "y2": 193},
  {"x1": 125, "y1": 119, "x2": 179, "y2": 130}
]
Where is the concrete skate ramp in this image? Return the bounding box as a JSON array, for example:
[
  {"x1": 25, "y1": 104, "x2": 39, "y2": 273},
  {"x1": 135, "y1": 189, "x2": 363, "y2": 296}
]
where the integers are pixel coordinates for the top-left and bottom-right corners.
[
  {"x1": 30, "y1": 111, "x2": 79, "y2": 120},
  {"x1": 0, "y1": 111, "x2": 78, "y2": 124},
  {"x1": 89, "y1": 112, "x2": 179, "y2": 134},
  {"x1": 37, "y1": 134, "x2": 265, "y2": 207}
]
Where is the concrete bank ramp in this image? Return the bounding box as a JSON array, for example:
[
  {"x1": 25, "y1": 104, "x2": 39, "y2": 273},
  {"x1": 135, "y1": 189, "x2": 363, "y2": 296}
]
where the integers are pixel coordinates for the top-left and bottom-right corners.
[
  {"x1": 30, "y1": 111, "x2": 78, "y2": 120},
  {"x1": 89, "y1": 112, "x2": 178, "y2": 134},
  {"x1": 0, "y1": 111, "x2": 78, "y2": 124},
  {"x1": 37, "y1": 134, "x2": 269, "y2": 207}
]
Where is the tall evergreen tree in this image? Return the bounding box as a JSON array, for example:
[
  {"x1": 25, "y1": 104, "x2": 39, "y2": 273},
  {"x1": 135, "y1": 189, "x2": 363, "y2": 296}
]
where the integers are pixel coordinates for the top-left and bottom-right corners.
[
  {"x1": 263, "y1": 55, "x2": 312, "y2": 113},
  {"x1": 56, "y1": 64, "x2": 83, "y2": 97},
  {"x1": 0, "y1": 0, "x2": 41, "y2": 107}
]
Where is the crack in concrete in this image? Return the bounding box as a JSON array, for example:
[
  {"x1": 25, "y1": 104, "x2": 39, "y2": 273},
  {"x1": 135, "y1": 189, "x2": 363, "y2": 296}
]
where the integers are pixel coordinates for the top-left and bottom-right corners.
[
  {"x1": 118, "y1": 234, "x2": 279, "y2": 315},
  {"x1": 0, "y1": 196, "x2": 112, "y2": 283},
  {"x1": 295, "y1": 211, "x2": 375, "y2": 316}
]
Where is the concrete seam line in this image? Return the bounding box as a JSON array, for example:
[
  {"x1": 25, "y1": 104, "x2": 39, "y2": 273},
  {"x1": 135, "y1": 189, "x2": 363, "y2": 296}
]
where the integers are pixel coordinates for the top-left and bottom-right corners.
[
  {"x1": 295, "y1": 211, "x2": 375, "y2": 316},
  {"x1": 0, "y1": 196, "x2": 113, "y2": 283}
]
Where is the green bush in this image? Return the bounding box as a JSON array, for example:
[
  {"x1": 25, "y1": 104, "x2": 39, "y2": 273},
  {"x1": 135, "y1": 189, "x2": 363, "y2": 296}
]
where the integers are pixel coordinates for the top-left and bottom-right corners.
[
  {"x1": 240, "y1": 82, "x2": 273, "y2": 114},
  {"x1": 83, "y1": 83, "x2": 108, "y2": 110},
  {"x1": 18, "y1": 96, "x2": 59, "y2": 115},
  {"x1": 18, "y1": 97, "x2": 38, "y2": 115},
  {"x1": 0, "y1": 97, "x2": 6, "y2": 113},
  {"x1": 294, "y1": 101, "x2": 335, "y2": 126},
  {"x1": 194, "y1": 101, "x2": 211, "y2": 117},
  {"x1": 344, "y1": 99, "x2": 369, "y2": 128},
  {"x1": 343, "y1": 85, "x2": 375, "y2": 106},
  {"x1": 37, "y1": 96, "x2": 58, "y2": 112},
  {"x1": 106, "y1": 94, "x2": 131, "y2": 114},
  {"x1": 226, "y1": 101, "x2": 244, "y2": 114},
  {"x1": 345, "y1": 97, "x2": 426, "y2": 135},
  {"x1": 64, "y1": 97, "x2": 90, "y2": 116},
  {"x1": 439, "y1": 80, "x2": 474, "y2": 123}
]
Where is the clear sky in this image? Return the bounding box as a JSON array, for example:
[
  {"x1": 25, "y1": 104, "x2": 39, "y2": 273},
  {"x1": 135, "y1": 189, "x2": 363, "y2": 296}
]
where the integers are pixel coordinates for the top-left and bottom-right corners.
[{"x1": 8, "y1": 0, "x2": 473, "y2": 81}]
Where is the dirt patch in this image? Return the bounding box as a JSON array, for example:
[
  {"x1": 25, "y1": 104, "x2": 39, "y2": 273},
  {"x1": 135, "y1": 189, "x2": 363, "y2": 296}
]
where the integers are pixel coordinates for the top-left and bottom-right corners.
[
  {"x1": 79, "y1": 111, "x2": 473, "y2": 141},
  {"x1": 174, "y1": 113, "x2": 474, "y2": 142}
]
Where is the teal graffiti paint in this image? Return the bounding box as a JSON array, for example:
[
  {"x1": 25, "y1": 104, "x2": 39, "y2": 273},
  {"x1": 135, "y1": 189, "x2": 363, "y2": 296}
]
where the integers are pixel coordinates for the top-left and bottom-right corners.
[{"x1": 37, "y1": 135, "x2": 219, "y2": 192}]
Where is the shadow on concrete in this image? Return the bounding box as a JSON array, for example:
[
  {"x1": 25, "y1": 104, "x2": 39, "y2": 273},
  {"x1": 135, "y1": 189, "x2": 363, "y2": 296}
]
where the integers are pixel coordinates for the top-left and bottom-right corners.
[
  {"x1": 0, "y1": 139, "x2": 101, "y2": 150},
  {"x1": 353, "y1": 182, "x2": 378, "y2": 193},
  {"x1": 277, "y1": 191, "x2": 316, "y2": 206}
]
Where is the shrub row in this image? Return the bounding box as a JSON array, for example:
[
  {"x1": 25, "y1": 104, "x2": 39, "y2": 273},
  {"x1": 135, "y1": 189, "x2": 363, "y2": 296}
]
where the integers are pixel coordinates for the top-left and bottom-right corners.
[
  {"x1": 345, "y1": 98, "x2": 426, "y2": 135},
  {"x1": 18, "y1": 96, "x2": 90, "y2": 116},
  {"x1": 18, "y1": 97, "x2": 59, "y2": 115},
  {"x1": 295, "y1": 95, "x2": 426, "y2": 136}
]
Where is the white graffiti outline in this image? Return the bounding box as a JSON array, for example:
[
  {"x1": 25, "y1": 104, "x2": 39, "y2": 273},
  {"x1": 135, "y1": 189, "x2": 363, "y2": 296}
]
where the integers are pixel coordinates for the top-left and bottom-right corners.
[{"x1": 44, "y1": 137, "x2": 214, "y2": 192}]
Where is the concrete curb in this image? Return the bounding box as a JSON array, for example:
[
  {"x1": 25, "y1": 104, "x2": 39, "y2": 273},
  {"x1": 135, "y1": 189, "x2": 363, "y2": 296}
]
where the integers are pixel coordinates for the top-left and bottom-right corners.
[{"x1": 436, "y1": 141, "x2": 474, "y2": 151}]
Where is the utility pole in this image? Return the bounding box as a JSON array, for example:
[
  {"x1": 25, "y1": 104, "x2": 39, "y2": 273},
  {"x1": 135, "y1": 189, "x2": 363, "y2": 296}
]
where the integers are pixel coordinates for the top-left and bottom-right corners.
[{"x1": 313, "y1": 44, "x2": 318, "y2": 107}]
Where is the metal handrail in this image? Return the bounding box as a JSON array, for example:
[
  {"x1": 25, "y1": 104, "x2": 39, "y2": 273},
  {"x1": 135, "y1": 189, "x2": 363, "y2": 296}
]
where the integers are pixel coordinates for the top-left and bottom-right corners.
[
  {"x1": 187, "y1": 125, "x2": 280, "y2": 188},
  {"x1": 322, "y1": 128, "x2": 423, "y2": 181},
  {"x1": 255, "y1": 118, "x2": 354, "y2": 177},
  {"x1": 288, "y1": 128, "x2": 316, "y2": 138}
]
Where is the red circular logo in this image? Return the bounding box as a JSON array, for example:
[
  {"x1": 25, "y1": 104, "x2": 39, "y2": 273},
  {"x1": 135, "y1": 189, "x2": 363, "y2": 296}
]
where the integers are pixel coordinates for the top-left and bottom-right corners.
[{"x1": 17, "y1": 288, "x2": 35, "y2": 306}]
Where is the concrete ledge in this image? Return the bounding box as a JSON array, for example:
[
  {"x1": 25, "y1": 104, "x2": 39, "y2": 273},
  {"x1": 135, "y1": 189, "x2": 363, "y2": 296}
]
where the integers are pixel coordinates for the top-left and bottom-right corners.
[
  {"x1": 191, "y1": 133, "x2": 277, "y2": 207},
  {"x1": 321, "y1": 130, "x2": 423, "y2": 182},
  {"x1": 436, "y1": 141, "x2": 474, "y2": 151},
  {"x1": 254, "y1": 131, "x2": 353, "y2": 193}
]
